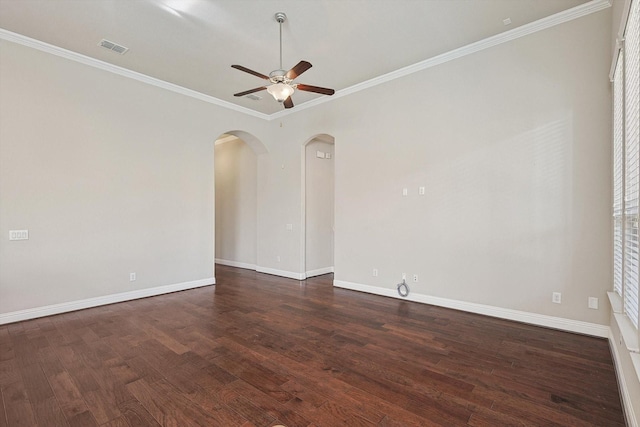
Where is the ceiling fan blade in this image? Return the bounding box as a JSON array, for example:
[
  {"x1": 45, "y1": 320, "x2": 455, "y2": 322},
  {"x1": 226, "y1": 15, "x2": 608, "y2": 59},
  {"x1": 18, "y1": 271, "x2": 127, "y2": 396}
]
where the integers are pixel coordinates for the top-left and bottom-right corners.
[
  {"x1": 283, "y1": 96, "x2": 294, "y2": 109},
  {"x1": 296, "y1": 84, "x2": 335, "y2": 96},
  {"x1": 286, "y1": 61, "x2": 312, "y2": 80},
  {"x1": 234, "y1": 86, "x2": 267, "y2": 97},
  {"x1": 231, "y1": 65, "x2": 270, "y2": 80}
]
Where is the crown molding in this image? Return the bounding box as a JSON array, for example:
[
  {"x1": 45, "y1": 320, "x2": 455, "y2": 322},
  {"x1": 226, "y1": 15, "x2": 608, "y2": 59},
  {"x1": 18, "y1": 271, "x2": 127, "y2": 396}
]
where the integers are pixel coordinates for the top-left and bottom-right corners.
[
  {"x1": 0, "y1": 28, "x2": 271, "y2": 121},
  {"x1": 271, "y1": 0, "x2": 612, "y2": 119},
  {"x1": 1, "y1": 0, "x2": 610, "y2": 121}
]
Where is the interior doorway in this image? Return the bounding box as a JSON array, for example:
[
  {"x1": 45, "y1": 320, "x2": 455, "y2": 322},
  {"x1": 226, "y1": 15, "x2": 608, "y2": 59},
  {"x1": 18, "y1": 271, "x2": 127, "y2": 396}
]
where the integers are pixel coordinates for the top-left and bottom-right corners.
[
  {"x1": 302, "y1": 134, "x2": 335, "y2": 278},
  {"x1": 214, "y1": 132, "x2": 264, "y2": 271}
]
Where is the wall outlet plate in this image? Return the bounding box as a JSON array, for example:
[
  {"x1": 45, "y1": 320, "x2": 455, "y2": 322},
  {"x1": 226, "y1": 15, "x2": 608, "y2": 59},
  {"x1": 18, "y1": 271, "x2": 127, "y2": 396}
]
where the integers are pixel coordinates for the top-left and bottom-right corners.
[{"x1": 552, "y1": 292, "x2": 561, "y2": 304}]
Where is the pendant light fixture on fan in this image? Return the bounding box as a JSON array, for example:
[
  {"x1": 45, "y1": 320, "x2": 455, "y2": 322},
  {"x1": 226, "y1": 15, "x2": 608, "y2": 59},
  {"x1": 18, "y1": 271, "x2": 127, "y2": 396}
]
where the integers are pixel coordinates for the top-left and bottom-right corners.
[{"x1": 231, "y1": 12, "x2": 335, "y2": 109}]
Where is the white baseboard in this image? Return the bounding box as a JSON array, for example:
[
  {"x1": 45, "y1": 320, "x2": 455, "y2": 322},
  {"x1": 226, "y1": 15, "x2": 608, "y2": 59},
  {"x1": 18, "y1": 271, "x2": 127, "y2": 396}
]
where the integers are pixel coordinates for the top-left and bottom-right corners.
[
  {"x1": 256, "y1": 266, "x2": 305, "y2": 280},
  {"x1": 0, "y1": 277, "x2": 215, "y2": 325},
  {"x1": 215, "y1": 258, "x2": 256, "y2": 270},
  {"x1": 333, "y1": 280, "x2": 610, "y2": 338},
  {"x1": 215, "y1": 260, "x2": 307, "y2": 281},
  {"x1": 215, "y1": 261, "x2": 333, "y2": 280},
  {"x1": 305, "y1": 266, "x2": 334, "y2": 278}
]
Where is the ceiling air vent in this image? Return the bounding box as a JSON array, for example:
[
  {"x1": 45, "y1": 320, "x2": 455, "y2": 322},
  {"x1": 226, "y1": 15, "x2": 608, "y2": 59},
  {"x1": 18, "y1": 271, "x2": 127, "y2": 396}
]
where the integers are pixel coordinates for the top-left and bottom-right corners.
[
  {"x1": 98, "y1": 39, "x2": 129, "y2": 55},
  {"x1": 246, "y1": 94, "x2": 262, "y2": 101}
]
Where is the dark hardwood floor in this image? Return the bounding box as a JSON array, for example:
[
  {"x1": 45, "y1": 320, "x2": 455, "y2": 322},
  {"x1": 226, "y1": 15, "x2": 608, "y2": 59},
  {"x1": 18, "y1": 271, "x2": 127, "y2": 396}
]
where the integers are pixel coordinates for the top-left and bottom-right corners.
[{"x1": 0, "y1": 265, "x2": 625, "y2": 426}]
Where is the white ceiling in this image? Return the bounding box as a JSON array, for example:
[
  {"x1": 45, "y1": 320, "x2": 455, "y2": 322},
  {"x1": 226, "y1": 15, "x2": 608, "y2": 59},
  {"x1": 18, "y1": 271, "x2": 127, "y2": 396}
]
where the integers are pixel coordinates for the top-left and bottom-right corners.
[{"x1": 0, "y1": 0, "x2": 591, "y2": 115}]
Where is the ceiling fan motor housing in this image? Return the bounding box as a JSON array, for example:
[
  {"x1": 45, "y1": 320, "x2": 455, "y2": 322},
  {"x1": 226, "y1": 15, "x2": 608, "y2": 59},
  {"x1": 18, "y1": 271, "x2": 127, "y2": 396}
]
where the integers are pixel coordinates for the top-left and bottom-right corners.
[{"x1": 269, "y1": 69, "x2": 293, "y2": 85}]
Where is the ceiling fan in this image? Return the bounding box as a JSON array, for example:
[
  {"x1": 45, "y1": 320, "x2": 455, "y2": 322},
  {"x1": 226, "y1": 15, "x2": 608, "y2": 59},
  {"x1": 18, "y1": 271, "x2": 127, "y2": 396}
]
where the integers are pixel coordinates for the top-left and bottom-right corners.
[{"x1": 231, "y1": 12, "x2": 335, "y2": 109}]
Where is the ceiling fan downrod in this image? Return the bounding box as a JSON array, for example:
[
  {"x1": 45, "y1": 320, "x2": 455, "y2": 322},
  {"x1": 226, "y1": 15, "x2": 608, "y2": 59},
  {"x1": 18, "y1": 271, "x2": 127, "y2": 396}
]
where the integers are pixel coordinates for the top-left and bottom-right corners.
[{"x1": 275, "y1": 12, "x2": 286, "y2": 71}]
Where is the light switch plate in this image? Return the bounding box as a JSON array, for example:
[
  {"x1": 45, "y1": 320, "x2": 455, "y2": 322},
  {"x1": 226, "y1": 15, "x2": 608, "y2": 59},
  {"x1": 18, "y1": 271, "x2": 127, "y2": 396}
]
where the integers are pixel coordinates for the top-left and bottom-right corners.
[{"x1": 9, "y1": 230, "x2": 28, "y2": 240}]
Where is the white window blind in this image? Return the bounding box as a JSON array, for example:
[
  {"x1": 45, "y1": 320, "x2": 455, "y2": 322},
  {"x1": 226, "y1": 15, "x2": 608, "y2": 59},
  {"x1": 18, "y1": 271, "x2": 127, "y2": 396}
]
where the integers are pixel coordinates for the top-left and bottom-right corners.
[
  {"x1": 624, "y1": 0, "x2": 640, "y2": 328},
  {"x1": 614, "y1": 56, "x2": 624, "y2": 296}
]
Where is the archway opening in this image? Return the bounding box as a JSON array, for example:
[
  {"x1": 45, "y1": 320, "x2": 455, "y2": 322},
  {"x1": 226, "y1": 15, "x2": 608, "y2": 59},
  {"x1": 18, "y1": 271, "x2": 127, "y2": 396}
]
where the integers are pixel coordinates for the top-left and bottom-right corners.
[
  {"x1": 214, "y1": 131, "x2": 266, "y2": 272},
  {"x1": 302, "y1": 134, "x2": 335, "y2": 278}
]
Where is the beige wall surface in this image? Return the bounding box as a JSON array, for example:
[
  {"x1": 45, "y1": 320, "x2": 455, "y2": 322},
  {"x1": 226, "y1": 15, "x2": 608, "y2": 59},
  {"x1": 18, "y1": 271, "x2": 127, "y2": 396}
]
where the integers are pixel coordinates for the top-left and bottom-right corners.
[
  {"x1": 0, "y1": 8, "x2": 613, "y2": 327},
  {"x1": 269, "y1": 9, "x2": 613, "y2": 326},
  {"x1": 0, "y1": 39, "x2": 269, "y2": 314}
]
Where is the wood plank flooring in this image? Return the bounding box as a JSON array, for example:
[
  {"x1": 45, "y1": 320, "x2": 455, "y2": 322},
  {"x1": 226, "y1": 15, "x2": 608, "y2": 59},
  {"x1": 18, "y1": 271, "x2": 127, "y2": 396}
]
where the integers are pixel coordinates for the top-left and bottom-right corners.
[{"x1": 0, "y1": 265, "x2": 625, "y2": 426}]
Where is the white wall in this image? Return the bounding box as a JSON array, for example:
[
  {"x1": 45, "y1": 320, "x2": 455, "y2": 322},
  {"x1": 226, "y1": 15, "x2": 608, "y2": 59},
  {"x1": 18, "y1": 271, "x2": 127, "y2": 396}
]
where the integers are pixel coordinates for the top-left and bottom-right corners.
[
  {"x1": 305, "y1": 140, "x2": 334, "y2": 275},
  {"x1": 0, "y1": 5, "x2": 613, "y2": 328},
  {"x1": 267, "y1": 9, "x2": 613, "y2": 327},
  {"x1": 215, "y1": 137, "x2": 257, "y2": 267},
  {"x1": 0, "y1": 3, "x2": 613, "y2": 327},
  {"x1": 254, "y1": 126, "x2": 306, "y2": 277},
  {"x1": 0, "y1": 39, "x2": 270, "y2": 317}
]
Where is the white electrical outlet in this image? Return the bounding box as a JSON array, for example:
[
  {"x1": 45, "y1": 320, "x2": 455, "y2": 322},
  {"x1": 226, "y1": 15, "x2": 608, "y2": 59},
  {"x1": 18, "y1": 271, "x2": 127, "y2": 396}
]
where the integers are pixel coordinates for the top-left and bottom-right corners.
[
  {"x1": 326, "y1": 153, "x2": 332, "y2": 159},
  {"x1": 277, "y1": 255, "x2": 281, "y2": 262},
  {"x1": 588, "y1": 297, "x2": 599, "y2": 309},
  {"x1": 130, "y1": 273, "x2": 136, "y2": 282},
  {"x1": 552, "y1": 292, "x2": 561, "y2": 304},
  {"x1": 419, "y1": 186, "x2": 425, "y2": 195},
  {"x1": 412, "y1": 274, "x2": 418, "y2": 282},
  {"x1": 373, "y1": 268, "x2": 378, "y2": 277},
  {"x1": 402, "y1": 188, "x2": 408, "y2": 196}
]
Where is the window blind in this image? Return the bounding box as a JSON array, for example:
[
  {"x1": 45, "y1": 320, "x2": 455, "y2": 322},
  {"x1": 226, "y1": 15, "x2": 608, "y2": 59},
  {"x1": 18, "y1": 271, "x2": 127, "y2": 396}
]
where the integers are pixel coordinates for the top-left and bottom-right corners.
[
  {"x1": 624, "y1": 0, "x2": 640, "y2": 328},
  {"x1": 614, "y1": 56, "x2": 624, "y2": 296}
]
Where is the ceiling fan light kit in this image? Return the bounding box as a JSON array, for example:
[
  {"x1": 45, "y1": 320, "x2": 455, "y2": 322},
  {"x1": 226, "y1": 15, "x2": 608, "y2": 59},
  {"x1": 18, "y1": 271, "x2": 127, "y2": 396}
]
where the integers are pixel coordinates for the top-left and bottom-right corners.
[
  {"x1": 231, "y1": 12, "x2": 335, "y2": 109},
  {"x1": 266, "y1": 82, "x2": 294, "y2": 102}
]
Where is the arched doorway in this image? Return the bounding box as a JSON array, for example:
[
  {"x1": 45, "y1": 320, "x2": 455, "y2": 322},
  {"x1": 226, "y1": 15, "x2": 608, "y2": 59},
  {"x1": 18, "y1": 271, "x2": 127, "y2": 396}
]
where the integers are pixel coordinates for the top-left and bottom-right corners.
[
  {"x1": 301, "y1": 134, "x2": 335, "y2": 278},
  {"x1": 214, "y1": 131, "x2": 266, "y2": 272}
]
